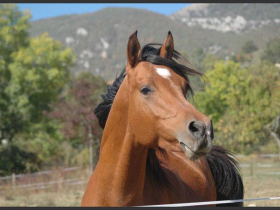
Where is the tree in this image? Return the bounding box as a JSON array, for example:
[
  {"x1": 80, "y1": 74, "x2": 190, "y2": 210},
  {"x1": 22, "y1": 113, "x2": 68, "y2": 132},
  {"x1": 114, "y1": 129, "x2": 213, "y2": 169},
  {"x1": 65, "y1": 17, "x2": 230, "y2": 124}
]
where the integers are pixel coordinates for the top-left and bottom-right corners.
[
  {"x1": 241, "y1": 40, "x2": 258, "y2": 54},
  {"x1": 0, "y1": 4, "x2": 74, "y2": 142},
  {"x1": 180, "y1": 49, "x2": 222, "y2": 92},
  {"x1": 261, "y1": 37, "x2": 280, "y2": 64},
  {"x1": 1, "y1": 32, "x2": 74, "y2": 142},
  {"x1": 0, "y1": 4, "x2": 30, "y2": 141},
  {"x1": 48, "y1": 72, "x2": 107, "y2": 169},
  {"x1": 0, "y1": 144, "x2": 40, "y2": 176},
  {"x1": 263, "y1": 112, "x2": 280, "y2": 165},
  {"x1": 203, "y1": 54, "x2": 223, "y2": 71},
  {"x1": 194, "y1": 61, "x2": 249, "y2": 124},
  {"x1": 194, "y1": 61, "x2": 280, "y2": 153},
  {"x1": 229, "y1": 40, "x2": 258, "y2": 64},
  {"x1": 0, "y1": 4, "x2": 75, "y2": 174}
]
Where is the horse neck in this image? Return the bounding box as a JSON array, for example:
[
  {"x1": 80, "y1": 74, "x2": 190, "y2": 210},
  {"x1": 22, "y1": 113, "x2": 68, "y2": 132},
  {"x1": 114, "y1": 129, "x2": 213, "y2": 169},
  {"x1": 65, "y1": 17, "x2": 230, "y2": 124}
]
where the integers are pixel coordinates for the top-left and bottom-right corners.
[{"x1": 97, "y1": 77, "x2": 149, "y2": 205}]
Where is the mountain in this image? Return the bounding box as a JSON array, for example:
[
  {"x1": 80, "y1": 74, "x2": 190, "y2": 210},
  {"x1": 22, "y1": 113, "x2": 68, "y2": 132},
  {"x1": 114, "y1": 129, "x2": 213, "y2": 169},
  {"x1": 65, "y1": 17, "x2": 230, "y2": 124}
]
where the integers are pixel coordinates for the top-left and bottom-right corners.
[
  {"x1": 30, "y1": 8, "x2": 204, "y2": 80},
  {"x1": 171, "y1": 3, "x2": 280, "y2": 33},
  {"x1": 29, "y1": 5, "x2": 280, "y2": 80}
]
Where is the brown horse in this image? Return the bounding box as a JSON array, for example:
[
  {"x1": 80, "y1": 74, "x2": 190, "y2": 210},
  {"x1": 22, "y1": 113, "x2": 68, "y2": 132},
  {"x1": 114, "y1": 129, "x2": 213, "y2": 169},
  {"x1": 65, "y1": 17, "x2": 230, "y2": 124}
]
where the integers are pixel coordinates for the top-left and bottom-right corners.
[{"x1": 81, "y1": 31, "x2": 243, "y2": 207}]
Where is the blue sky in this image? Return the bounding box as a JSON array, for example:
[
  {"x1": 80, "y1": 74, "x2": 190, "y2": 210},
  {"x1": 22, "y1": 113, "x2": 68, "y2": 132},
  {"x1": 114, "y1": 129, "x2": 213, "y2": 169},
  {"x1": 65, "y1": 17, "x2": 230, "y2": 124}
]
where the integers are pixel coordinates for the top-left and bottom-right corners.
[{"x1": 17, "y1": 3, "x2": 191, "y2": 21}]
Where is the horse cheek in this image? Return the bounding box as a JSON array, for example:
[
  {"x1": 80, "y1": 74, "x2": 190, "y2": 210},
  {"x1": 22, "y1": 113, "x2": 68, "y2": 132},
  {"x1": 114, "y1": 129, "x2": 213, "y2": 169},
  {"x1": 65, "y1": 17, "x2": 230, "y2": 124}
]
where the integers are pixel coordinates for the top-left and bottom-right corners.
[{"x1": 129, "y1": 98, "x2": 158, "y2": 148}]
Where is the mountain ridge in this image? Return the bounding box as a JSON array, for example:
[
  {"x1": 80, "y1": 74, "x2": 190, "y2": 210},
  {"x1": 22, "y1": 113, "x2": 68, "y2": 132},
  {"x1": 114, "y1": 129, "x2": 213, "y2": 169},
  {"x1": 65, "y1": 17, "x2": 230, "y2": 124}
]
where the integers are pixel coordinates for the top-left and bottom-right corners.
[
  {"x1": 29, "y1": 5, "x2": 280, "y2": 80},
  {"x1": 171, "y1": 3, "x2": 280, "y2": 33}
]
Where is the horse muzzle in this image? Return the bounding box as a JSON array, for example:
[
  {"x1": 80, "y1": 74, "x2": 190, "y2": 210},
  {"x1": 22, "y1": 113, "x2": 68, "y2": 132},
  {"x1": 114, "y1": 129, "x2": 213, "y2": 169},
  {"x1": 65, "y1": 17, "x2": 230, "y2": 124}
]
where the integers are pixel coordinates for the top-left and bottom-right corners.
[{"x1": 177, "y1": 120, "x2": 214, "y2": 160}]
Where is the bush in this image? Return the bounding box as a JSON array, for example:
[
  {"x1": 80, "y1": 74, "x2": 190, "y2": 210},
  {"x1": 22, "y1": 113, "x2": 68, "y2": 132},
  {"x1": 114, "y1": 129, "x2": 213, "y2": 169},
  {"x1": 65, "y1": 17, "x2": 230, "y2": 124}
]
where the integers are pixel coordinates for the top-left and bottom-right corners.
[{"x1": 0, "y1": 144, "x2": 40, "y2": 176}]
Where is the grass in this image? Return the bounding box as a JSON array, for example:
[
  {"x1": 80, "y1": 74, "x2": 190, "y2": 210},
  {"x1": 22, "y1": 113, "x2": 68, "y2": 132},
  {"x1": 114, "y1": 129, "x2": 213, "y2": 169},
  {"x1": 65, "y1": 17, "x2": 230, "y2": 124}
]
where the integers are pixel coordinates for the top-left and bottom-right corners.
[
  {"x1": 239, "y1": 156, "x2": 280, "y2": 207},
  {"x1": 0, "y1": 187, "x2": 85, "y2": 206},
  {"x1": 243, "y1": 175, "x2": 280, "y2": 207},
  {"x1": 0, "y1": 158, "x2": 280, "y2": 207},
  {"x1": 0, "y1": 167, "x2": 90, "y2": 207}
]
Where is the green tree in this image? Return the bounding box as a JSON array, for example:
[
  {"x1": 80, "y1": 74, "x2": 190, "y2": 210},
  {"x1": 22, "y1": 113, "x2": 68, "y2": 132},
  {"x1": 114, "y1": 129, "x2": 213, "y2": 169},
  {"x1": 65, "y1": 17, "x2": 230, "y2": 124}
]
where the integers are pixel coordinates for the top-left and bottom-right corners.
[
  {"x1": 0, "y1": 144, "x2": 40, "y2": 176},
  {"x1": 0, "y1": 4, "x2": 30, "y2": 141},
  {"x1": 216, "y1": 63, "x2": 280, "y2": 153},
  {"x1": 263, "y1": 113, "x2": 280, "y2": 164},
  {"x1": 194, "y1": 61, "x2": 249, "y2": 124},
  {"x1": 0, "y1": 4, "x2": 75, "y2": 174},
  {"x1": 241, "y1": 40, "x2": 258, "y2": 54},
  {"x1": 181, "y1": 49, "x2": 222, "y2": 92},
  {"x1": 4, "y1": 33, "x2": 74, "y2": 171},
  {"x1": 194, "y1": 61, "x2": 280, "y2": 153},
  {"x1": 261, "y1": 37, "x2": 280, "y2": 64},
  {"x1": 203, "y1": 54, "x2": 223, "y2": 71},
  {"x1": 1, "y1": 32, "x2": 74, "y2": 142}
]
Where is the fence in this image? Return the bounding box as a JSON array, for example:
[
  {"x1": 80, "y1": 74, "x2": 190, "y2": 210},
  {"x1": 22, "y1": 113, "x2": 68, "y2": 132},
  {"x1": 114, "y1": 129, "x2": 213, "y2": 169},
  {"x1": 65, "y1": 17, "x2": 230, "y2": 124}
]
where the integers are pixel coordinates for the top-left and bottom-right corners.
[
  {"x1": 0, "y1": 153, "x2": 279, "y2": 194},
  {"x1": 237, "y1": 153, "x2": 280, "y2": 176},
  {"x1": 0, "y1": 166, "x2": 90, "y2": 194}
]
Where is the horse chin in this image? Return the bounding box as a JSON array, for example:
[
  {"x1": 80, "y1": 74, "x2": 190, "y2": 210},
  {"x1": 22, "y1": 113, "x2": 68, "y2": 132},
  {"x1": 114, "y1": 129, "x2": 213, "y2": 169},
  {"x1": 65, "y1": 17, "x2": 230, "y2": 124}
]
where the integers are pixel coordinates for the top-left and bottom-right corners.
[{"x1": 179, "y1": 142, "x2": 210, "y2": 161}]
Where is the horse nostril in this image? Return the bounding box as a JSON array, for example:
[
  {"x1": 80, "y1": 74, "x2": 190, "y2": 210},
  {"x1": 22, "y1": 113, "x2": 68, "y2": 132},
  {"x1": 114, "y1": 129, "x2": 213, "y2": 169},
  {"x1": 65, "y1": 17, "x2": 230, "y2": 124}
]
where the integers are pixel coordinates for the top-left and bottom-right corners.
[
  {"x1": 188, "y1": 121, "x2": 205, "y2": 138},
  {"x1": 189, "y1": 121, "x2": 199, "y2": 133}
]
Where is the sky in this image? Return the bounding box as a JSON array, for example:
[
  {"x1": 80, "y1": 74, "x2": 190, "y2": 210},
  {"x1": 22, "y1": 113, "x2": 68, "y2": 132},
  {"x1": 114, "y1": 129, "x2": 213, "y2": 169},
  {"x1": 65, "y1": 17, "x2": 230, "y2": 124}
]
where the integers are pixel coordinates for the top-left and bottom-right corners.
[{"x1": 17, "y1": 3, "x2": 191, "y2": 21}]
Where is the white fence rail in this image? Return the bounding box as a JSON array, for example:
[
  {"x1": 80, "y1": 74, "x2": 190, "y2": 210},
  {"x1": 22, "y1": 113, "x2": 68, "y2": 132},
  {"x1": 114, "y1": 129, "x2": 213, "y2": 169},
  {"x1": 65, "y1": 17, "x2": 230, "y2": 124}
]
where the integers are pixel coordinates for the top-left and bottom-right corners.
[{"x1": 140, "y1": 197, "x2": 280, "y2": 207}]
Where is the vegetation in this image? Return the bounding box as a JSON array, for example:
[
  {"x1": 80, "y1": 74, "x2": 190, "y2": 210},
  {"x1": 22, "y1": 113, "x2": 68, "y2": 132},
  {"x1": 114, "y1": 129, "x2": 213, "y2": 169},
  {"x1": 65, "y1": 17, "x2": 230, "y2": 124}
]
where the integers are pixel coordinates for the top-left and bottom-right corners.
[
  {"x1": 193, "y1": 52, "x2": 280, "y2": 154},
  {"x1": 47, "y1": 72, "x2": 107, "y2": 165},
  {"x1": 241, "y1": 40, "x2": 258, "y2": 54},
  {"x1": 261, "y1": 37, "x2": 280, "y2": 64},
  {"x1": 0, "y1": 4, "x2": 279, "y2": 176},
  {"x1": 0, "y1": 4, "x2": 106, "y2": 175}
]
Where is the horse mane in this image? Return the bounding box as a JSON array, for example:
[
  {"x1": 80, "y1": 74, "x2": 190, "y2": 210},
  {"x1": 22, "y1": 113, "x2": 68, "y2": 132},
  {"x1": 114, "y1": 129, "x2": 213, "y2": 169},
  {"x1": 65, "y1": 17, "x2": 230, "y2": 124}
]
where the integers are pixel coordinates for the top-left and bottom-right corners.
[
  {"x1": 206, "y1": 145, "x2": 244, "y2": 206},
  {"x1": 94, "y1": 43, "x2": 203, "y2": 189}
]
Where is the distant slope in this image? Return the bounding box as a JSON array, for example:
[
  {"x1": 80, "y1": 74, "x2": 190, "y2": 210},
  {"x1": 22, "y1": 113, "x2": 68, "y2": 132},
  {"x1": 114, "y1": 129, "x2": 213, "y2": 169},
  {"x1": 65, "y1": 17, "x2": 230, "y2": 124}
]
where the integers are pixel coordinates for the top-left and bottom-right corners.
[
  {"x1": 30, "y1": 6, "x2": 280, "y2": 80},
  {"x1": 171, "y1": 3, "x2": 280, "y2": 33},
  {"x1": 30, "y1": 8, "x2": 202, "y2": 80}
]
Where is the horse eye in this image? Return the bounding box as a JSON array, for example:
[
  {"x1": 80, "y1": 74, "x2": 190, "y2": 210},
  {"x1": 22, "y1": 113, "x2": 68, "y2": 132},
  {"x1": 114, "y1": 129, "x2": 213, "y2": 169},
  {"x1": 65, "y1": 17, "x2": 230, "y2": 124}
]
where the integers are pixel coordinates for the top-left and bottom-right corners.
[{"x1": 141, "y1": 87, "x2": 152, "y2": 95}]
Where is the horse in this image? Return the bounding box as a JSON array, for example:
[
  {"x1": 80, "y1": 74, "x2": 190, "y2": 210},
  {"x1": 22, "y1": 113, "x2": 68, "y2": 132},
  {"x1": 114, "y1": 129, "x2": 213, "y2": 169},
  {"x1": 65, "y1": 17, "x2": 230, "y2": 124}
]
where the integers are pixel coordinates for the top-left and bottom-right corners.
[{"x1": 81, "y1": 31, "x2": 244, "y2": 207}]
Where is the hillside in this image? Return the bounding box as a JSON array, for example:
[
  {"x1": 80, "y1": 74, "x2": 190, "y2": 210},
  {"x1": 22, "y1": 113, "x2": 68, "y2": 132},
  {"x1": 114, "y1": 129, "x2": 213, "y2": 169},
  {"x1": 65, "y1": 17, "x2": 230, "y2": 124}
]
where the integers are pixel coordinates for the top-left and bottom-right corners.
[
  {"x1": 30, "y1": 8, "x2": 201, "y2": 80},
  {"x1": 171, "y1": 3, "x2": 280, "y2": 33},
  {"x1": 29, "y1": 5, "x2": 280, "y2": 80}
]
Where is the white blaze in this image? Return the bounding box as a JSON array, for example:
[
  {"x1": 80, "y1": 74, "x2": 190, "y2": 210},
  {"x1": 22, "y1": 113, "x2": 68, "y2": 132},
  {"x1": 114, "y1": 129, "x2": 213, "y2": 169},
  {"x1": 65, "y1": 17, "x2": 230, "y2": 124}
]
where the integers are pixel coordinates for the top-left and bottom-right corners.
[{"x1": 156, "y1": 68, "x2": 171, "y2": 78}]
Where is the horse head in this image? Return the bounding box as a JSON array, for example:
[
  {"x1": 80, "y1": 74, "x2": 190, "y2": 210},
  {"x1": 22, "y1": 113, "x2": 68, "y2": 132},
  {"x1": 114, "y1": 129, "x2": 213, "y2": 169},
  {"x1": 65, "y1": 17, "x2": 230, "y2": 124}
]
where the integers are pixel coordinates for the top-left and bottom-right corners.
[{"x1": 125, "y1": 31, "x2": 214, "y2": 160}]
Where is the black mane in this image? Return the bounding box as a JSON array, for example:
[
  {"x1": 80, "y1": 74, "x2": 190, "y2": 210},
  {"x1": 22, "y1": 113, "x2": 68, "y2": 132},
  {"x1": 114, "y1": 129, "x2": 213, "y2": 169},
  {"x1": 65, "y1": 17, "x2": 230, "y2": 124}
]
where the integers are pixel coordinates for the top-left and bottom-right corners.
[
  {"x1": 94, "y1": 69, "x2": 126, "y2": 129},
  {"x1": 206, "y1": 145, "x2": 244, "y2": 206},
  {"x1": 94, "y1": 43, "x2": 202, "y2": 189}
]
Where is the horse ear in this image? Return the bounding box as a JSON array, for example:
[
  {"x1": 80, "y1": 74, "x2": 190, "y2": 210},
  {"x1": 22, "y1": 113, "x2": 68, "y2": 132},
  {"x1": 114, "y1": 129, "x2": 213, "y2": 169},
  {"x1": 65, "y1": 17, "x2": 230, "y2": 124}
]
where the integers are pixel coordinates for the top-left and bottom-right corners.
[
  {"x1": 126, "y1": 30, "x2": 141, "y2": 70},
  {"x1": 160, "y1": 31, "x2": 174, "y2": 59}
]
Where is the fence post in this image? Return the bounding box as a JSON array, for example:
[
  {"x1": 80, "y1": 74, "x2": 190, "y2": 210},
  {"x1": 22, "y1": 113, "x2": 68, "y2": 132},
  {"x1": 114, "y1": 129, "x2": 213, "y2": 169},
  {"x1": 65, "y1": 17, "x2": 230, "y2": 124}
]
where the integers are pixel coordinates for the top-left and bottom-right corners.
[
  {"x1": 88, "y1": 124, "x2": 94, "y2": 174},
  {"x1": 89, "y1": 138, "x2": 93, "y2": 174},
  {"x1": 250, "y1": 162, "x2": 253, "y2": 176},
  {"x1": 12, "y1": 173, "x2": 16, "y2": 190}
]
